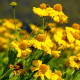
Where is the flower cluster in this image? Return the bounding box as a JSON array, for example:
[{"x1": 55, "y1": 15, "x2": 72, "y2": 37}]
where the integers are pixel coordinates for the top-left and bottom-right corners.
[
  {"x1": 68, "y1": 53, "x2": 80, "y2": 69},
  {"x1": 33, "y1": 3, "x2": 68, "y2": 23},
  {"x1": 0, "y1": 19, "x2": 22, "y2": 51},
  {"x1": 53, "y1": 23, "x2": 80, "y2": 51},
  {"x1": 30, "y1": 60, "x2": 64, "y2": 80},
  {"x1": 0, "y1": 19, "x2": 29, "y2": 52},
  {"x1": 1, "y1": 2, "x2": 80, "y2": 80}
]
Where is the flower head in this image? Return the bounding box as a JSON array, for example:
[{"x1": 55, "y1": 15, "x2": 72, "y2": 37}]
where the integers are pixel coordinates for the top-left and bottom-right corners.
[
  {"x1": 10, "y1": 2, "x2": 17, "y2": 7},
  {"x1": 37, "y1": 34, "x2": 46, "y2": 42},
  {"x1": 40, "y1": 3, "x2": 47, "y2": 9},
  {"x1": 53, "y1": 4, "x2": 62, "y2": 12},
  {"x1": 69, "y1": 54, "x2": 80, "y2": 69},
  {"x1": 30, "y1": 60, "x2": 64, "y2": 80},
  {"x1": 72, "y1": 23, "x2": 80, "y2": 30}
]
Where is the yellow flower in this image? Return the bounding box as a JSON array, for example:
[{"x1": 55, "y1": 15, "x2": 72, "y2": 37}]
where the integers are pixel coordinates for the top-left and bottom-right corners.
[
  {"x1": 33, "y1": 3, "x2": 68, "y2": 23},
  {"x1": 3, "y1": 32, "x2": 14, "y2": 39},
  {"x1": 29, "y1": 34, "x2": 53, "y2": 55},
  {"x1": 0, "y1": 37, "x2": 9, "y2": 44},
  {"x1": 2, "y1": 19, "x2": 22, "y2": 30},
  {"x1": 0, "y1": 27, "x2": 7, "y2": 33},
  {"x1": 69, "y1": 54, "x2": 80, "y2": 69},
  {"x1": 75, "y1": 40, "x2": 80, "y2": 46},
  {"x1": 30, "y1": 60, "x2": 52, "y2": 80},
  {"x1": 20, "y1": 48, "x2": 32, "y2": 58},
  {"x1": 37, "y1": 34, "x2": 46, "y2": 42},
  {"x1": 40, "y1": 3, "x2": 47, "y2": 9},
  {"x1": 65, "y1": 27, "x2": 78, "y2": 43},
  {"x1": 54, "y1": 31, "x2": 66, "y2": 47},
  {"x1": 50, "y1": 27, "x2": 56, "y2": 34},
  {"x1": 54, "y1": 69, "x2": 62, "y2": 76},
  {"x1": 2, "y1": 44, "x2": 8, "y2": 49},
  {"x1": 29, "y1": 24, "x2": 39, "y2": 34},
  {"x1": 67, "y1": 32, "x2": 75, "y2": 43},
  {"x1": 11, "y1": 40, "x2": 32, "y2": 58},
  {"x1": 53, "y1": 16, "x2": 60, "y2": 23},
  {"x1": 47, "y1": 7, "x2": 68, "y2": 24},
  {"x1": 54, "y1": 27, "x2": 76, "y2": 49},
  {"x1": 72, "y1": 23, "x2": 80, "y2": 30},
  {"x1": 65, "y1": 27, "x2": 75, "y2": 33},
  {"x1": 48, "y1": 23, "x2": 56, "y2": 28},
  {"x1": 33, "y1": 7, "x2": 49, "y2": 17},
  {"x1": 19, "y1": 40, "x2": 28, "y2": 50},
  {"x1": 51, "y1": 73, "x2": 64, "y2": 80},
  {"x1": 53, "y1": 4, "x2": 62, "y2": 12},
  {"x1": 52, "y1": 51, "x2": 61, "y2": 58}
]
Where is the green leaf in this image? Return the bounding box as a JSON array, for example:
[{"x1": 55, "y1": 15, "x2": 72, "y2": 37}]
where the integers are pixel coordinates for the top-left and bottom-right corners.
[
  {"x1": 9, "y1": 72, "x2": 14, "y2": 78},
  {"x1": 65, "y1": 68, "x2": 75, "y2": 80},
  {"x1": 0, "y1": 65, "x2": 3, "y2": 77},
  {"x1": 8, "y1": 48, "x2": 17, "y2": 64},
  {"x1": 9, "y1": 76, "x2": 21, "y2": 80},
  {"x1": 66, "y1": 68, "x2": 75, "y2": 75},
  {"x1": 73, "y1": 70, "x2": 80, "y2": 80},
  {"x1": 30, "y1": 77, "x2": 37, "y2": 80}
]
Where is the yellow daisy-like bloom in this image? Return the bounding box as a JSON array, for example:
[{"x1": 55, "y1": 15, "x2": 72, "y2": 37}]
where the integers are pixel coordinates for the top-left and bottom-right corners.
[
  {"x1": 0, "y1": 37, "x2": 9, "y2": 44},
  {"x1": 20, "y1": 30, "x2": 30, "y2": 40},
  {"x1": 33, "y1": 3, "x2": 68, "y2": 23},
  {"x1": 52, "y1": 51, "x2": 61, "y2": 58},
  {"x1": 51, "y1": 43, "x2": 61, "y2": 58},
  {"x1": 51, "y1": 73, "x2": 64, "y2": 80},
  {"x1": 54, "y1": 27, "x2": 76, "y2": 49},
  {"x1": 65, "y1": 26, "x2": 80, "y2": 42},
  {"x1": 0, "y1": 27, "x2": 7, "y2": 33},
  {"x1": 29, "y1": 34, "x2": 53, "y2": 55},
  {"x1": 33, "y1": 3, "x2": 49, "y2": 17},
  {"x1": 48, "y1": 23, "x2": 56, "y2": 28},
  {"x1": 11, "y1": 40, "x2": 32, "y2": 58},
  {"x1": 30, "y1": 60, "x2": 52, "y2": 80},
  {"x1": 75, "y1": 40, "x2": 80, "y2": 47},
  {"x1": 30, "y1": 60, "x2": 64, "y2": 80},
  {"x1": 54, "y1": 30, "x2": 66, "y2": 48},
  {"x1": 29, "y1": 24, "x2": 40, "y2": 34},
  {"x1": 3, "y1": 32, "x2": 14, "y2": 39},
  {"x1": 48, "y1": 23, "x2": 56, "y2": 34},
  {"x1": 2, "y1": 19, "x2": 22, "y2": 30},
  {"x1": 33, "y1": 7, "x2": 49, "y2": 17},
  {"x1": 65, "y1": 27, "x2": 75, "y2": 43},
  {"x1": 46, "y1": 6, "x2": 68, "y2": 24},
  {"x1": 51, "y1": 69, "x2": 63, "y2": 80},
  {"x1": 20, "y1": 48, "x2": 32, "y2": 58},
  {"x1": 66, "y1": 32, "x2": 75, "y2": 43},
  {"x1": 69, "y1": 54, "x2": 80, "y2": 69},
  {"x1": 19, "y1": 40, "x2": 28, "y2": 50},
  {"x1": 54, "y1": 69, "x2": 62, "y2": 77}
]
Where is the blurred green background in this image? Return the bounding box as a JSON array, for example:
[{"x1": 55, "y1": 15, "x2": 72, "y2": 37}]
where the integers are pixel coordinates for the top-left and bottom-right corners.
[{"x1": 0, "y1": 0, "x2": 80, "y2": 26}]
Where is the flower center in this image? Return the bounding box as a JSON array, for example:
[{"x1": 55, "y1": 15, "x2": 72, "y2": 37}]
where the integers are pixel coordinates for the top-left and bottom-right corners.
[
  {"x1": 40, "y1": 3, "x2": 47, "y2": 9},
  {"x1": 19, "y1": 42, "x2": 27, "y2": 50},
  {"x1": 37, "y1": 34, "x2": 46, "y2": 42},
  {"x1": 39, "y1": 64, "x2": 49, "y2": 74},
  {"x1": 53, "y1": 4, "x2": 62, "y2": 12}
]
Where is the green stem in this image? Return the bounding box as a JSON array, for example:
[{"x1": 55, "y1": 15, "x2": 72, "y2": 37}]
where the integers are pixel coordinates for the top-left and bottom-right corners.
[
  {"x1": 42, "y1": 17, "x2": 44, "y2": 29},
  {"x1": 0, "y1": 68, "x2": 13, "y2": 80},
  {"x1": 17, "y1": 31, "x2": 20, "y2": 41},
  {"x1": 13, "y1": 6, "x2": 16, "y2": 35}
]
